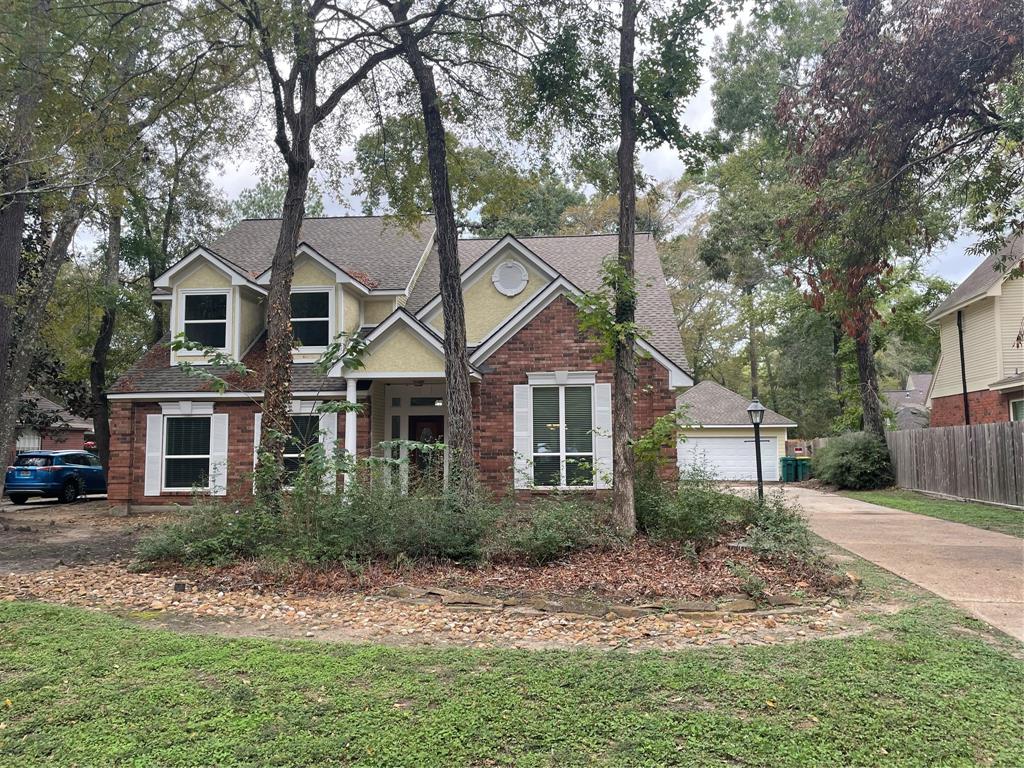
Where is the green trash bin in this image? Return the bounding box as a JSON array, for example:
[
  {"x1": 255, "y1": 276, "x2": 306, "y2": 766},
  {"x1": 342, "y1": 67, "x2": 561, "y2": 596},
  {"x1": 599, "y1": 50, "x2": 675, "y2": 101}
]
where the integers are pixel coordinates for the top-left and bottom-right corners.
[
  {"x1": 795, "y1": 456, "x2": 811, "y2": 481},
  {"x1": 779, "y1": 456, "x2": 797, "y2": 483}
]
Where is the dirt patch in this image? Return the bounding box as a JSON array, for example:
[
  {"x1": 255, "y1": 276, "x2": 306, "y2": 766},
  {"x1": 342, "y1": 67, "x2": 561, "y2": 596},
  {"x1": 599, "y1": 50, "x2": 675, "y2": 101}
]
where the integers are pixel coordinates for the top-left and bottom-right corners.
[{"x1": 0, "y1": 501, "x2": 168, "y2": 572}]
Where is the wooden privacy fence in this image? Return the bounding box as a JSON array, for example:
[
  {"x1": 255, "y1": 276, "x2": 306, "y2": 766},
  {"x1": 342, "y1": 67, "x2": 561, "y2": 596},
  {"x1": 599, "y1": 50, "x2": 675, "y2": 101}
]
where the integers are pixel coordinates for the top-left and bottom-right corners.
[{"x1": 886, "y1": 422, "x2": 1024, "y2": 508}]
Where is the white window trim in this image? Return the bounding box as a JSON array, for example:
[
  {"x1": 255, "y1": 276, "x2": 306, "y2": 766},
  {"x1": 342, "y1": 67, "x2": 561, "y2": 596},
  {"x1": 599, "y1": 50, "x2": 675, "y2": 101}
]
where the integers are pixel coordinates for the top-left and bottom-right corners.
[
  {"x1": 530, "y1": 382, "x2": 596, "y2": 490},
  {"x1": 1010, "y1": 398, "x2": 1024, "y2": 422},
  {"x1": 161, "y1": 414, "x2": 213, "y2": 492},
  {"x1": 291, "y1": 286, "x2": 335, "y2": 353},
  {"x1": 176, "y1": 288, "x2": 232, "y2": 362}
]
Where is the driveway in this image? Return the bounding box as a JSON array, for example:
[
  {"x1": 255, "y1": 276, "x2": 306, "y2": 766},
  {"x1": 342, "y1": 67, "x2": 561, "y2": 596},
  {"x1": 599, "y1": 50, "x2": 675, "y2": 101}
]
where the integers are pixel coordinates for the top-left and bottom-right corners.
[{"x1": 781, "y1": 486, "x2": 1024, "y2": 641}]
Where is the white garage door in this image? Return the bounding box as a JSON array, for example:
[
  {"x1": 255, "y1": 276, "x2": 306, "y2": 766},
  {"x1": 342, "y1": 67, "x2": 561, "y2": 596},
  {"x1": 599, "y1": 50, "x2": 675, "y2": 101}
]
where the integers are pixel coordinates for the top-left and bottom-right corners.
[{"x1": 678, "y1": 435, "x2": 778, "y2": 481}]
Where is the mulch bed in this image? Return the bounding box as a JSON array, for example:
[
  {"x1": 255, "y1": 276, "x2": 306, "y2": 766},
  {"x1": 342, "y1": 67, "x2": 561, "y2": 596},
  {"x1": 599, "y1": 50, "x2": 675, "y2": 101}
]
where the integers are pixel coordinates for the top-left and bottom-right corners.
[{"x1": 190, "y1": 536, "x2": 840, "y2": 604}]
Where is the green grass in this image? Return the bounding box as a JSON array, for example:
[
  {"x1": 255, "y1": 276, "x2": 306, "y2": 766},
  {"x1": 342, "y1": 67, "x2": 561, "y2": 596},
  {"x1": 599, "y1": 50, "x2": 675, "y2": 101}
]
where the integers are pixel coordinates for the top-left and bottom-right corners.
[
  {"x1": 842, "y1": 489, "x2": 1024, "y2": 538},
  {"x1": 1, "y1": 598, "x2": 1022, "y2": 767}
]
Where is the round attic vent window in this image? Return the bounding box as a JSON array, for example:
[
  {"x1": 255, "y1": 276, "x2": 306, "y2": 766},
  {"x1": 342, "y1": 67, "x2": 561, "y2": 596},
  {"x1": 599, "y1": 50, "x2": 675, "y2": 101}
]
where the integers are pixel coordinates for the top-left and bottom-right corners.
[{"x1": 492, "y1": 260, "x2": 529, "y2": 296}]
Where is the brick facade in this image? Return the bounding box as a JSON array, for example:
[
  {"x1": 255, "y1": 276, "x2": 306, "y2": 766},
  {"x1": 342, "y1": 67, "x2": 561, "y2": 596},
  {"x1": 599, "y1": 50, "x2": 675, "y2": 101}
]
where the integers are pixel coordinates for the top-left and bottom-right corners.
[
  {"x1": 930, "y1": 388, "x2": 1022, "y2": 427},
  {"x1": 474, "y1": 295, "x2": 678, "y2": 492},
  {"x1": 108, "y1": 295, "x2": 681, "y2": 506}
]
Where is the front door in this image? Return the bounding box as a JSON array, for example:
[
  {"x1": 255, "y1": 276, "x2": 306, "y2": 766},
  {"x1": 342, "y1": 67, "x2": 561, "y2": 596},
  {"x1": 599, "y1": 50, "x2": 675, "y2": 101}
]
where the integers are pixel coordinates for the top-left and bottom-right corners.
[{"x1": 407, "y1": 414, "x2": 444, "y2": 485}]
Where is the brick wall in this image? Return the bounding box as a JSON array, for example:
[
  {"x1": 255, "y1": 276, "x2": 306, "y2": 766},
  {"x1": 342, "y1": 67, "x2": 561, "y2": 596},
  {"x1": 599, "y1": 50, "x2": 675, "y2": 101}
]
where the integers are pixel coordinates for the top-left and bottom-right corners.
[
  {"x1": 474, "y1": 295, "x2": 679, "y2": 493},
  {"x1": 108, "y1": 296, "x2": 683, "y2": 504},
  {"x1": 930, "y1": 388, "x2": 1020, "y2": 427}
]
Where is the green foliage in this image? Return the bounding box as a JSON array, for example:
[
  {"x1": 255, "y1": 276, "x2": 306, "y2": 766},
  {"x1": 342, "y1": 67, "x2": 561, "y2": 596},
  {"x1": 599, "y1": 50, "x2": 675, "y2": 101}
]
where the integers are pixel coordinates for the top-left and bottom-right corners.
[
  {"x1": 638, "y1": 461, "x2": 737, "y2": 546},
  {"x1": 570, "y1": 258, "x2": 647, "y2": 362},
  {"x1": 229, "y1": 174, "x2": 326, "y2": 222},
  {"x1": 484, "y1": 496, "x2": 623, "y2": 565},
  {"x1": 740, "y1": 491, "x2": 816, "y2": 563},
  {"x1": 727, "y1": 561, "x2": 767, "y2": 599},
  {"x1": 812, "y1": 432, "x2": 895, "y2": 490}
]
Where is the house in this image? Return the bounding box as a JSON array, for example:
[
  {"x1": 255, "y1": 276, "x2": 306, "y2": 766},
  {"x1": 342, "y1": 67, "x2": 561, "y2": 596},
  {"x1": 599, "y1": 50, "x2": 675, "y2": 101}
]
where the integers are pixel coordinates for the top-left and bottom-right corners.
[
  {"x1": 676, "y1": 381, "x2": 796, "y2": 481},
  {"x1": 927, "y1": 236, "x2": 1024, "y2": 426},
  {"x1": 106, "y1": 216, "x2": 696, "y2": 509},
  {"x1": 882, "y1": 372, "x2": 933, "y2": 430},
  {"x1": 7, "y1": 392, "x2": 94, "y2": 464}
]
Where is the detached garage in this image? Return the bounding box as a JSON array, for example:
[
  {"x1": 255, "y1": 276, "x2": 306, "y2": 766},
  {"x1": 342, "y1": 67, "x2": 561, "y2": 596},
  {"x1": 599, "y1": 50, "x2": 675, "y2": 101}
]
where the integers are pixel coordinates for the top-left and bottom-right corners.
[{"x1": 677, "y1": 381, "x2": 797, "y2": 482}]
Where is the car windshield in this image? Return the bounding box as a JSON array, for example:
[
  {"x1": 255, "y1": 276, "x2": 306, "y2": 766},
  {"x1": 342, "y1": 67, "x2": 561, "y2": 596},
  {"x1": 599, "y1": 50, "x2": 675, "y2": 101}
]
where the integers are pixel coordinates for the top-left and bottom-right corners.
[{"x1": 13, "y1": 455, "x2": 51, "y2": 467}]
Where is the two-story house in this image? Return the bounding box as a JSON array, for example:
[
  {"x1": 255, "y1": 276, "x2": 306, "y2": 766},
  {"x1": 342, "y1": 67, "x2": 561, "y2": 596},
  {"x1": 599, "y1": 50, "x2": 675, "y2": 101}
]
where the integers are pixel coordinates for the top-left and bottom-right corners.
[
  {"x1": 106, "y1": 215, "x2": 695, "y2": 508},
  {"x1": 927, "y1": 236, "x2": 1024, "y2": 426}
]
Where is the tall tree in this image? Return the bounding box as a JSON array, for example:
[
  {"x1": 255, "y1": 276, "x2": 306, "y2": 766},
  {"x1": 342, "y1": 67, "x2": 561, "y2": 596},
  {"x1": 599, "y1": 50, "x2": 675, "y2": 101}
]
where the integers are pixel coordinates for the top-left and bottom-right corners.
[{"x1": 225, "y1": 0, "x2": 444, "y2": 501}]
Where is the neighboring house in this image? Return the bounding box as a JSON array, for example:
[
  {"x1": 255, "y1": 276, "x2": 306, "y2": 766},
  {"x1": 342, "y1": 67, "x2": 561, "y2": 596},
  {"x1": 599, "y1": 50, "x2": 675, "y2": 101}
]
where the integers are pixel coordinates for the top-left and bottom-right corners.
[
  {"x1": 927, "y1": 236, "x2": 1024, "y2": 426},
  {"x1": 8, "y1": 393, "x2": 94, "y2": 464},
  {"x1": 106, "y1": 216, "x2": 697, "y2": 508},
  {"x1": 677, "y1": 381, "x2": 797, "y2": 482},
  {"x1": 882, "y1": 372, "x2": 933, "y2": 430}
]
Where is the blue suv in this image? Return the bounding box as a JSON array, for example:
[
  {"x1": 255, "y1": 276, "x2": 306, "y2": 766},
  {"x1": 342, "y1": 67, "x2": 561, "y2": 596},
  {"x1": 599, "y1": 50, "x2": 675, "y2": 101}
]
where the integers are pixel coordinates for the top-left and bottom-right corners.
[{"x1": 5, "y1": 450, "x2": 107, "y2": 505}]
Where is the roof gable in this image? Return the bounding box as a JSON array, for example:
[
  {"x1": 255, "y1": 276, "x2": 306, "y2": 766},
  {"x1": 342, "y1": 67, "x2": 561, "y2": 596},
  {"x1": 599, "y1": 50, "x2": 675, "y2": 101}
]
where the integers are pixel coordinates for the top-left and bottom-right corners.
[{"x1": 929, "y1": 236, "x2": 1022, "y2": 321}]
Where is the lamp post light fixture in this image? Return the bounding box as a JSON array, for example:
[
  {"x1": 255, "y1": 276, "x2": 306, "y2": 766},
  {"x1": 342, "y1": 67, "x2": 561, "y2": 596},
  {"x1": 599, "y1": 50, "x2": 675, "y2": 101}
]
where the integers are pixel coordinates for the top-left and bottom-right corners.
[{"x1": 746, "y1": 398, "x2": 766, "y2": 502}]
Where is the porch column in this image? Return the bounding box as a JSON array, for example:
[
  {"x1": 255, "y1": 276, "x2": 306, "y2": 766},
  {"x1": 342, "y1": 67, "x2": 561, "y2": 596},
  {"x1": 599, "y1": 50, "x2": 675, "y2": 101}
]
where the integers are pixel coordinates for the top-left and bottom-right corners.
[{"x1": 344, "y1": 378, "x2": 358, "y2": 485}]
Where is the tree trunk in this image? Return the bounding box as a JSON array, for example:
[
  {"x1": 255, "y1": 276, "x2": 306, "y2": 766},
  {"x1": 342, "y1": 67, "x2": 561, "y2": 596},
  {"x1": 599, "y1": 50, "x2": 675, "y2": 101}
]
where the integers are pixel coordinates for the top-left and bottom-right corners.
[
  {"x1": 90, "y1": 201, "x2": 122, "y2": 469},
  {"x1": 744, "y1": 288, "x2": 759, "y2": 399},
  {"x1": 0, "y1": 185, "x2": 90, "y2": 495},
  {"x1": 853, "y1": 327, "x2": 885, "y2": 438},
  {"x1": 612, "y1": 0, "x2": 638, "y2": 534},
  {"x1": 392, "y1": 5, "x2": 475, "y2": 501},
  {"x1": 256, "y1": 160, "x2": 310, "y2": 503}
]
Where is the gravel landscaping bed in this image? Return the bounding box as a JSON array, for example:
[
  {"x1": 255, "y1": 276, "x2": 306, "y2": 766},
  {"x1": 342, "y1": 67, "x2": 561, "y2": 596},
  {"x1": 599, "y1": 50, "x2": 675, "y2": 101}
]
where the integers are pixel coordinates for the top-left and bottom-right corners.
[{"x1": 0, "y1": 561, "x2": 872, "y2": 651}]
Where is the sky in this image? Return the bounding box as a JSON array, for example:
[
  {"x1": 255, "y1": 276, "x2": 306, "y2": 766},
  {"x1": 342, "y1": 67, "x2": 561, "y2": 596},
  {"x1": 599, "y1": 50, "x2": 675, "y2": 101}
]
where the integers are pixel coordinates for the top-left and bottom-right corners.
[{"x1": 201, "y1": 17, "x2": 982, "y2": 286}]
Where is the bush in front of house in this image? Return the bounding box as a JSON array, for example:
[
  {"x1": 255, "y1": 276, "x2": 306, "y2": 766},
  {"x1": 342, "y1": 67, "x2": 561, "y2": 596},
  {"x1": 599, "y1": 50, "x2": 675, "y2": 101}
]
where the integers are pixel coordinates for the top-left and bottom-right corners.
[
  {"x1": 812, "y1": 431, "x2": 894, "y2": 490},
  {"x1": 484, "y1": 495, "x2": 624, "y2": 565},
  {"x1": 637, "y1": 460, "x2": 744, "y2": 547},
  {"x1": 740, "y1": 490, "x2": 816, "y2": 563}
]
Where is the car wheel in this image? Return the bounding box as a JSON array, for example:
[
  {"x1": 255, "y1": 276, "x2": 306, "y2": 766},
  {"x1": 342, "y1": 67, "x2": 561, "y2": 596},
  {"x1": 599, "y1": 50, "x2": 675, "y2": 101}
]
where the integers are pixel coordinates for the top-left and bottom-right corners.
[
  {"x1": 8, "y1": 494, "x2": 28, "y2": 505},
  {"x1": 58, "y1": 480, "x2": 79, "y2": 504}
]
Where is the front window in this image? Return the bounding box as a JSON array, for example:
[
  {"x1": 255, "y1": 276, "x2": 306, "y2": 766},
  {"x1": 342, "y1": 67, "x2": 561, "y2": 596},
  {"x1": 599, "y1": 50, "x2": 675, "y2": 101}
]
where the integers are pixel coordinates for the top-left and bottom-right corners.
[
  {"x1": 291, "y1": 291, "x2": 330, "y2": 348},
  {"x1": 284, "y1": 414, "x2": 322, "y2": 479},
  {"x1": 1012, "y1": 399, "x2": 1024, "y2": 422},
  {"x1": 532, "y1": 385, "x2": 594, "y2": 487},
  {"x1": 183, "y1": 293, "x2": 227, "y2": 348},
  {"x1": 164, "y1": 416, "x2": 211, "y2": 489}
]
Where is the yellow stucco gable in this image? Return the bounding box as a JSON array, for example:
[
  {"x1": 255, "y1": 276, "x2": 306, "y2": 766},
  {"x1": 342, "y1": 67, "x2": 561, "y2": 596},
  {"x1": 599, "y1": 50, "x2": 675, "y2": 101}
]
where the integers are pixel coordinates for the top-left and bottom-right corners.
[
  {"x1": 359, "y1": 323, "x2": 445, "y2": 374},
  {"x1": 292, "y1": 254, "x2": 336, "y2": 287},
  {"x1": 427, "y1": 247, "x2": 550, "y2": 343},
  {"x1": 177, "y1": 261, "x2": 232, "y2": 289}
]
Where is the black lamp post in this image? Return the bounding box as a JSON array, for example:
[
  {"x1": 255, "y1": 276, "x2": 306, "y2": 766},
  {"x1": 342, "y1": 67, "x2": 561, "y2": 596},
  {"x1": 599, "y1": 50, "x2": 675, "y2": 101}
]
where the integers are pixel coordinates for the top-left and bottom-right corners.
[{"x1": 747, "y1": 399, "x2": 766, "y2": 501}]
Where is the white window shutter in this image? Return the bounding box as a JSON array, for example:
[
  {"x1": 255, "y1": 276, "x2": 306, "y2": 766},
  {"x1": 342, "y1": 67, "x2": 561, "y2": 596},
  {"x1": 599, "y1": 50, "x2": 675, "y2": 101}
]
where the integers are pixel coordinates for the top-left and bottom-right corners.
[
  {"x1": 210, "y1": 413, "x2": 229, "y2": 496},
  {"x1": 144, "y1": 414, "x2": 163, "y2": 496},
  {"x1": 252, "y1": 412, "x2": 262, "y2": 468},
  {"x1": 512, "y1": 384, "x2": 532, "y2": 489},
  {"x1": 319, "y1": 411, "x2": 338, "y2": 493},
  {"x1": 593, "y1": 383, "x2": 613, "y2": 489}
]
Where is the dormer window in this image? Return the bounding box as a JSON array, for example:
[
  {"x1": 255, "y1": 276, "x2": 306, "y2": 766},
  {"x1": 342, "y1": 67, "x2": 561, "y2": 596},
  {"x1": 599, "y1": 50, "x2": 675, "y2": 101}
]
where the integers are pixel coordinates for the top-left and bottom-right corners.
[
  {"x1": 183, "y1": 292, "x2": 228, "y2": 349},
  {"x1": 291, "y1": 289, "x2": 331, "y2": 349}
]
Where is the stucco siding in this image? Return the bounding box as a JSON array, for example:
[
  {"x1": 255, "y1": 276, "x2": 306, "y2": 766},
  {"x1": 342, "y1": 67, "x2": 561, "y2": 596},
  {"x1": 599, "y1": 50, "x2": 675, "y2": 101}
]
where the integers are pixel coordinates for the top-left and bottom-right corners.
[
  {"x1": 292, "y1": 255, "x2": 335, "y2": 287},
  {"x1": 238, "y1": 288, "x2": 265, "y2": 353},
  {"x1": 341, "y1": 288, "x2": 360, "y2": 335},
  {"x1": 426, "y1": 253, "x2": 550, "y2": 343},
  {"x1": 359, "y1": 325, "x2": 445, "y2": 373},
  {"x1": 362, "y1": 299, "x2": 395, "y2": 325},
  {"x1": 177, "y1": 262, "x2": 231, "y2": 289}
]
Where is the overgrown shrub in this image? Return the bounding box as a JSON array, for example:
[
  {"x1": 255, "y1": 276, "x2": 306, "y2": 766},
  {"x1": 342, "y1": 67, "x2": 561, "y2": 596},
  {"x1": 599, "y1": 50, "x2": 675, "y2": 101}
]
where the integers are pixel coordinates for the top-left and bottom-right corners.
[
  {"x1": 740, "y1": 490, "x2": 816, "y2": 563},
  {"x1": 638, "y1": 461, "x2": 740, "y2": 546},
  {"x1": 812, "y1": 431, "x2": 894, "y2": 490},
  {"x1": 484, "y1": 495, "x2": 623, "y2": 564}
]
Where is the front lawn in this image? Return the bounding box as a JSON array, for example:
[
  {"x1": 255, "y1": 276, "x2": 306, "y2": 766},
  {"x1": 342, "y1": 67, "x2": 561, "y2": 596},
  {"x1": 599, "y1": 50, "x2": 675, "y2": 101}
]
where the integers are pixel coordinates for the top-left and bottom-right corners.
[
  {"x1": 2, "y1": 598, "x2": 1021, "y2": 766},
  {"x1": 842, "y1": 489, "x2": 1024, "y2": 538}
]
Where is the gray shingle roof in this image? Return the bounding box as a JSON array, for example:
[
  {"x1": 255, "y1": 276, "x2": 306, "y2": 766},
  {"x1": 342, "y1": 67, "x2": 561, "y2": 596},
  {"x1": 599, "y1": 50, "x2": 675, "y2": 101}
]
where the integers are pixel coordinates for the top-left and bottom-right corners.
[
  {"x1": 208, "y1": 215, "x2": 435, "y2": 290},
  {"x1": 109, "y1": 334, "x2": 346, "y2": 395},
  {"x1": 678, "y1": 380, "x2": 797, "y2": 427},
  {"x1": 20, "y1": 392, "x2": 93, "y2": 431},
  {"x1": 929, "y1": 236, "x2": 1022, "y2": 321},
  {"x1": 410, "y1": 232, "x2": 689, "y2": 371}
]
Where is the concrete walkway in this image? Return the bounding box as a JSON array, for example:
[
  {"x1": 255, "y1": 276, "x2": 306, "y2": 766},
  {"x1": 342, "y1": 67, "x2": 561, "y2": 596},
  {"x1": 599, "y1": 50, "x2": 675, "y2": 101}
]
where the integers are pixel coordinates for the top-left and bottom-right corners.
[{"x1": 780, "y1": 486, "x2": 1024, "y2": 642}]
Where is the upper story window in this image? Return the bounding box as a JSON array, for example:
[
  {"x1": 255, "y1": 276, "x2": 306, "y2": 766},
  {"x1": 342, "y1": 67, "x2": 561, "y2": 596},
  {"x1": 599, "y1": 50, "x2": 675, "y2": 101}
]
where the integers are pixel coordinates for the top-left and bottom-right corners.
[
  {"x1": 291, "y1": 290, "x2": 330, "y2": 348},
  {"x1": 183, "y1": 293, "x2": 227, "y2": 349}
]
